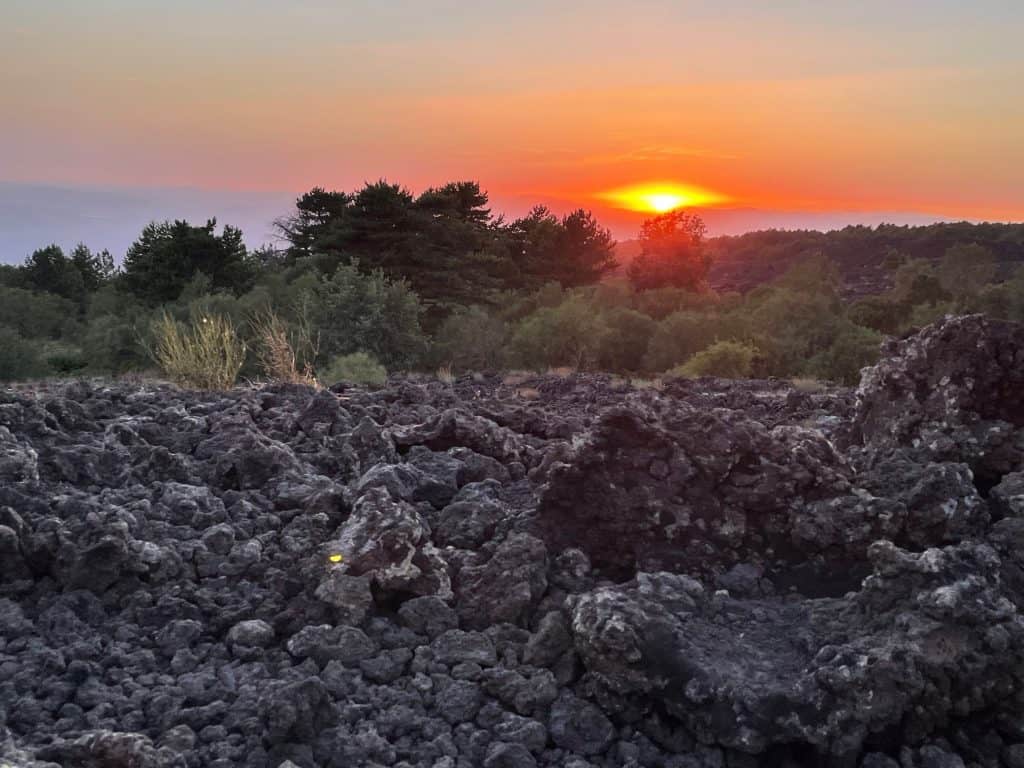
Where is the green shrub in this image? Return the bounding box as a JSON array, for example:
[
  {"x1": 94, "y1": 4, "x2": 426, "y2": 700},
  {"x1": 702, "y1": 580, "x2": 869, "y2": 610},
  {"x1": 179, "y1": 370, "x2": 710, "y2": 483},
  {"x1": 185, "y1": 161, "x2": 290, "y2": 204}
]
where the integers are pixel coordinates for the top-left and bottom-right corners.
[
  {"x1": 773, "y1": 253, "x2": 842, "y2": 298},
  {"x1": 938, "y1": 243, "x2": 997, "y2": 298},
  {"x1": 805, "y1": 324, "x2": 882, "y2": 385},
  {"x1": 308, "y1": 264, "x2": 426, "y2": 369},
  {"x1": 739, "y1": 288, "x2": 845, "y2": 377},
  {"x1": 498, "y1": 282, "x2": 565, "y2": 323},
  {"x1": 848, "y1": 296, "x2": 905, "y2": 335},
  {"x1": 0, "y1": 327, "x2": 44, "y2": 381},
  {"x1": 596, "y1": 307, "x2": 656, "y2": 372},
  {"x1": 891, "y1": 259, "x2": 949, "y2": 307},
  {"x1": 667, "y1": 340, "x2": 758, "y2": 379},
  {"x1": 81, "y1": 315, "x2": 149, "y2": 373},
  {"x1": 633, "y1": 286, "x2": 717, "y2": 320},
  {"x1": 970, "y1": 271, "x2": 1024, "y2": 323},
  {"x1": 320, "y1": 352, "x2": 387, "y2": 387},
  {"x1": 509, "y1": 295, "x2": 608, "y2": 370},
  {"x1": 86, "y1": 284, "x2": 147, "y2": 322},
  {"x1": 148, "y1": 313, "x2": 246, "y2": 390},
  {"x1": 0, "y1": 286, "x2": 80, "y2": 340},
  {"x1": 906, "y1": 301, "x2": 956, "y2": 329},
  {"x1": 431, "y1": 306, "x2": 508, "y2": 371},
  {"x1": 590, "y1": 279, "x2": 633, "y2": 310},
  {"x1": 40, "y1": 342, "x2": 88, "y2": 375},
  {"x1": 642, "y1": 311, "x2": 720, "y2": 371}
]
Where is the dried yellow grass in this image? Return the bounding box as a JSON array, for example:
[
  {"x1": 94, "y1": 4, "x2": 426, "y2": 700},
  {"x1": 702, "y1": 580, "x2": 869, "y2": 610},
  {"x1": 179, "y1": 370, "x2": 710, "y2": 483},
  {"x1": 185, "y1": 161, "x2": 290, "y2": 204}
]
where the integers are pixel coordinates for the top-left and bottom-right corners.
[
  {"x1": 250, "y1": 309, "x2": 318, "y2": 386},
  {"x1": 502, "y1": 371, "x2": 532, "y2": 387},
  {"x1": 790, "y1": 377, "x2": 826, "y2": 393},
  {"x1": 629, "y1": 377, "x2": 665, "y2": 390},
  {"x1": 149, "y1": 313, "x2": 246, "y2": 390},
  {"x1": 546, "y1": 366, "x2": 576, "y2": 378},
  {"x1": 436, "y1": 364, "x2": 455, "y2": 384}
]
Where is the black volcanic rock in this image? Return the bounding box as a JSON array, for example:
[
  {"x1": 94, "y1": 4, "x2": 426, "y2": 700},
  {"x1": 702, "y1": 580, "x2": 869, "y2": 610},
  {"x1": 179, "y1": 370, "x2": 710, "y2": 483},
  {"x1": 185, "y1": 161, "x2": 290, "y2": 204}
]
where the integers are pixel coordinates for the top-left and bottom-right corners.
[
  {"x1": 1, "y1": 315, "x2": 1024, "y2": 768},
  {"x1": 851, "y1": 314, "x2": 1024, "y2": 477},
  {"x1": 534, "y1": 400, "x2": 853, "y2": 577}
]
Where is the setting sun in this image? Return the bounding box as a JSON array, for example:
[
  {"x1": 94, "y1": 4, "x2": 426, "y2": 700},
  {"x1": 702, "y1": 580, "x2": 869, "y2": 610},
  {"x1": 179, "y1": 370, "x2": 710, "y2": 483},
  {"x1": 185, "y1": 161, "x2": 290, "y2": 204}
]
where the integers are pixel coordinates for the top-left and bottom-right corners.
[
  {"x1": 648, "y1": 194, "x2": 687, "y2": 213},
  {"x1": 596, "y1": 182, "x2": 729, "y2": 214}
]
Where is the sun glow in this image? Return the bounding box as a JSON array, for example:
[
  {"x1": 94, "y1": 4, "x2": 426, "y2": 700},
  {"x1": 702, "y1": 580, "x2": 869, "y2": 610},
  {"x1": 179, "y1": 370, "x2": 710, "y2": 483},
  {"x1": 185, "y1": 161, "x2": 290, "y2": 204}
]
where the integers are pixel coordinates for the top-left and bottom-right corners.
[{"x1": 597, "y1": 182, "x2": 728, "y2": 214}]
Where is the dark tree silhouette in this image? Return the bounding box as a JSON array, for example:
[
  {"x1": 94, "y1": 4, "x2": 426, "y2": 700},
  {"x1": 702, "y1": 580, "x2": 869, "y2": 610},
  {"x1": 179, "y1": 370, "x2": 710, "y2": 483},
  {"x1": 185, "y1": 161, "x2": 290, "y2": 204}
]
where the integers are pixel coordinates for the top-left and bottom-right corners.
[
  {"x1": 507, "y1": 206, "x2": 617, "y2": 289},
  {"x1": 627, "y1": 210, "x2": 710, "y2": 291},
  {"x1": 122, "y1": 219, "x2": 254, "y2": 305}
]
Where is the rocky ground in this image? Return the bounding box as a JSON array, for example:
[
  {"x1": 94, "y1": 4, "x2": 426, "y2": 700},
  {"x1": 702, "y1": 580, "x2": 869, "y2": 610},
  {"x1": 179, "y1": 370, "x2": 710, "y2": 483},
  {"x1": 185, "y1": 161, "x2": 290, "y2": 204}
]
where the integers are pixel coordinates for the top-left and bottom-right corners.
[{"x1": 1, "y1": 314, "x2": 1023, "y2": 768}]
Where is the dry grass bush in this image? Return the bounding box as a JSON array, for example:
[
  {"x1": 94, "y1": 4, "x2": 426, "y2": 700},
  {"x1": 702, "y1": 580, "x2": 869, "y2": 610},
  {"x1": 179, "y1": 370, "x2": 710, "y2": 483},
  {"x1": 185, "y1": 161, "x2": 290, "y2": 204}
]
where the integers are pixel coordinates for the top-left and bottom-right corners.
[
  {"x1": 546, "y1": 366, "x2": 576, "y2": 378},
  {"x1": 436, "y1": 365, "x2": 455, "y2": 384},
  {"x1": 250, "y1": 308, "x2": 319, "y2": 386},
  {"x1": 502, "y1": 371, "x2": 532, "y2": 387},
  {"x1": 148, "y1": 313, "x2": 246, "y2": 390},
  {"x1": 514, "y1": 386, "x2": 542, "y2": 400},
  {"x1": 115, "y1": 370, "x2": 162, "y2": 386},
  {"x1": 629, "y1": 377, "x2": 665, "y2": 390},
  {"x1": 790, "y1": 377, "x2": 826, "y2": 392}
]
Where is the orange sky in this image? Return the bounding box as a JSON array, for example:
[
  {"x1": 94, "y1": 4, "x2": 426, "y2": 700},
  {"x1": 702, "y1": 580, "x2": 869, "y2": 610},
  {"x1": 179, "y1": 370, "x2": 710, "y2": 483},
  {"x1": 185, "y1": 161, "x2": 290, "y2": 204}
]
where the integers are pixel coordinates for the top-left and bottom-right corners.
[{"x1": 1, "y1": 0, "x2": 1022, "y2": 240}]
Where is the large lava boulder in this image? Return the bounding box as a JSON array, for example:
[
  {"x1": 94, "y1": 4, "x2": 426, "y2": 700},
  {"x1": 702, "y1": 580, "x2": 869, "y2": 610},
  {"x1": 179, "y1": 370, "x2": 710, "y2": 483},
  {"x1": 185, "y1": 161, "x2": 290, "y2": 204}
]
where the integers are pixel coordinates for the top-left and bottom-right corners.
[
  {"x1": 534, "y1": 400, "x2": 852, "y2": 577},
  {"x1": 569, "y1": 538, "x2": 1024, "y2": 761},
  {"x1": 851, "y1": 315, "x2": 1024, "y2": 486}
]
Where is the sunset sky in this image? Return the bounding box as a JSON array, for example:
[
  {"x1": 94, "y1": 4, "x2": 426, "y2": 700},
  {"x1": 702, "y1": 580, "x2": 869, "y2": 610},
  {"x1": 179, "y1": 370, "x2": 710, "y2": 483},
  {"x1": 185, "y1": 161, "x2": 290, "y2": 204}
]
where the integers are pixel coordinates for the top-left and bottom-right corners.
[{"x1": 1, "y1": 0, "x2": 1023, "y2": 256}]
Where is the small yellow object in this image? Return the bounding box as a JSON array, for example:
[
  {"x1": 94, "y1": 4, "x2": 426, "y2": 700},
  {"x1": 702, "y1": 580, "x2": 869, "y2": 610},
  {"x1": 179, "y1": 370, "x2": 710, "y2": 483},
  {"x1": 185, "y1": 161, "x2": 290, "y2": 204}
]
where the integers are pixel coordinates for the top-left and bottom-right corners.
[{"x1": 328, "y1": 553, "x2": 343, "y2": 564}]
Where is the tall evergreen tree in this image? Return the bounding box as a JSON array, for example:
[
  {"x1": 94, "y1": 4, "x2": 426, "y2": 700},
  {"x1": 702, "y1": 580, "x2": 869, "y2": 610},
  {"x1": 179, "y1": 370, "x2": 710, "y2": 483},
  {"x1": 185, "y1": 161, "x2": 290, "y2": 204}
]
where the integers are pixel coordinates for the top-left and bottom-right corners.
[
  {"x1": 507, "y1": 206, "x2": 617, "y2": 289},
  {"x1": 121, "y1": 219, "x2": 254, "y2": 305},
  {"x1": 23, "y1": 245, "x2": 86, "y2": 304}
]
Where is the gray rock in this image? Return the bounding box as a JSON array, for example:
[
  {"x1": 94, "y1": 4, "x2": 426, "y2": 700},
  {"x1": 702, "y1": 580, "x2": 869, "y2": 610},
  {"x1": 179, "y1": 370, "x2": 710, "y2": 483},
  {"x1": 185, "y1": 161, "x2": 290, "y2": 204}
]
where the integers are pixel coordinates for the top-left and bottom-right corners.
[
  {"x1": 456, "y1": 534, "x2": 548, "y2": 629},
  {"x1": 326, "y1": 487, "x2": 451, "y2": 599},
  {"x1": 226, "y1": 620, "x2": 274, "y2": 657},
  {"x1": 492, "y1": 712, "x2": 548, "y2": 754},
  {"x1": 200, "y1": 523, "x2": 235, "y2": 555},
  {"x1": 483, "y1": 741, "x2": 537, "y2": 768},
  {"x1": 287, "y1": 624, "x2": 337, "y2": 665},
  {"x1": 480, "y1": 668, "x2": 558, "y2": 716},
  {"x1": 359, "y1": 648, "x2": 412, "y2": 683},
  {"x1": 431, "y1": 630, "x2": 497, "y2": 667},
  {"x1": 1, "y1": 320, "x2": 1022, "y2": 768},
  {"x1": 1003, "y1": 744, "x2": 1024, "y2": 768},
  {"x1": 435, "y1": 679, "x2": 483, "y2": 724},
  {"x1": 524, "y1": 611, "x2": 571, "y2": 668},
  {"x1": 314, "y1": 571, "x2": 374, "y2": 625},
  {"x1": 434, "y1": 497, "x2": 507, "y2": 549},
  {"x1": 548, "y1": 693, "x2": 615, "y2": 756},
  {"x1": 398, "y1": 596, "x2": 459, "y2": 639},
  {"x1": 991, "y1": 471, "x2": 1024, "y2": 518}
]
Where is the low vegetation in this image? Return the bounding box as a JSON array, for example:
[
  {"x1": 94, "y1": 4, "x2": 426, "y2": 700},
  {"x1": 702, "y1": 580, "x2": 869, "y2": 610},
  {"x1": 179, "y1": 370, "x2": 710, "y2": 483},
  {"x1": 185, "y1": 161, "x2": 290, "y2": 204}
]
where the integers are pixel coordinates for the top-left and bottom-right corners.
[
  {"x1": 320, "y1": 352, "x2": 388, "y2": 387},
  {"x1": 668, "y1": 340, "x2": 758, "y2": 379}
]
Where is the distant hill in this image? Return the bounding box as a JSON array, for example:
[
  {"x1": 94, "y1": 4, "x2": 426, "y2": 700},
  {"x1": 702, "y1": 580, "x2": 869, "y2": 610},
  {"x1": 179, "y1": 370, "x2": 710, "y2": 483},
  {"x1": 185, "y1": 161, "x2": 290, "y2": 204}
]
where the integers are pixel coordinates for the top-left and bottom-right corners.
[{"x1": 614, "y1": 222, "x2": 1024, "y2": 298}]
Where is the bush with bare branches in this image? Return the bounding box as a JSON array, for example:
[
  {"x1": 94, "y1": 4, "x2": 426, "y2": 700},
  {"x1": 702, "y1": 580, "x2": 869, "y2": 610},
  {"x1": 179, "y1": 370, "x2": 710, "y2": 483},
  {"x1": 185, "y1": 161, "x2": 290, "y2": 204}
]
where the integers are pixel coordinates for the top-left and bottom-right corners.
[{"x1": 249, "y1": 308, "x2": 319, "y2": 386}]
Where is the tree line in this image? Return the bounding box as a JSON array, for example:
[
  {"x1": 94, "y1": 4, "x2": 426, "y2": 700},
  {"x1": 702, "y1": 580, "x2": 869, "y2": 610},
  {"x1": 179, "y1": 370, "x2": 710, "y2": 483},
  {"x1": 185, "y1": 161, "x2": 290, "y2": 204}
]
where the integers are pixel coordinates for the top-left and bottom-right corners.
[{"x1": 1, "y1": 179, "x2": 1021, "y2": 386}]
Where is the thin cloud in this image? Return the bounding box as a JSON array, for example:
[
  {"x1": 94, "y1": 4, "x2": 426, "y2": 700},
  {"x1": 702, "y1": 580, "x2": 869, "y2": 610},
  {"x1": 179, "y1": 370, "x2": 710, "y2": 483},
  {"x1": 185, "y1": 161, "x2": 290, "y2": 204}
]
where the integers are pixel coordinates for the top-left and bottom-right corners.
[{"x1": 585, "y1": 145, "x2": 741, "y2": 164}]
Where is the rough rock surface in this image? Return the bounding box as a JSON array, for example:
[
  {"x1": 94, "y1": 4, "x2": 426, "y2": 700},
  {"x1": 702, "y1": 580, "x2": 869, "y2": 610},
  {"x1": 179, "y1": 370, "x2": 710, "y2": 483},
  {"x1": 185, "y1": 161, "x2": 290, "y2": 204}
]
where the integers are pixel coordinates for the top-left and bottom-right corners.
[{"x1": 1, "y1": 315, "x2": 1023, "y2": 768}]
